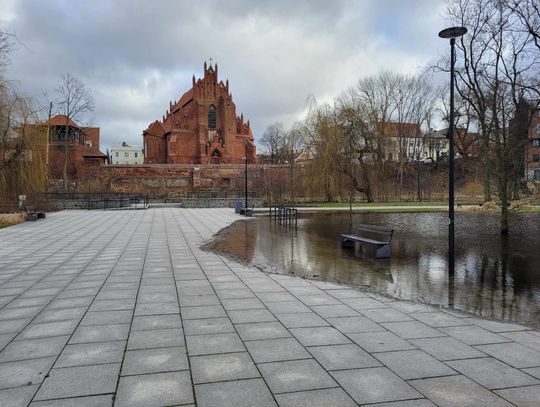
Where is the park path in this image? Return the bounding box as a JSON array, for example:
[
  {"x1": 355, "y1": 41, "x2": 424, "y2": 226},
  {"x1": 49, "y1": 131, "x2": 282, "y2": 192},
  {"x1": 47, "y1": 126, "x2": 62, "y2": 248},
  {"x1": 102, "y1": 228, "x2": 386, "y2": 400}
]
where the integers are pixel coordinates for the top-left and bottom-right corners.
[{"x1": 0, "y1": 208, "x2": 540, "y2": 406}]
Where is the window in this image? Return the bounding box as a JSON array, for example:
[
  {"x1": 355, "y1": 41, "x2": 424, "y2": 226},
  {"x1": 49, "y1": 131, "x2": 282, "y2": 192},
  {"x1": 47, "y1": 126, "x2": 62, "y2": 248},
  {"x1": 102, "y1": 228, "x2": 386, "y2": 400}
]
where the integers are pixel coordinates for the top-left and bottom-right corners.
[
  {"x1": 208, "y1": 104, "x2": 216, "y2": 129},
  {"x1": 535, "y1": 169, "x2": 540, "y2": 181},
  {"x1": 134, "y1": 152, "x2": 138, "y2": 158},
  {"x1": 537, "y1": 124, "x2": 540, "y2": 134},
  {"x1": 115, "y1": 152, "x2": 119, "y2": 157},
  {"x1": 532, "y1": 139, "x2": 540, "y2": 147},
  {"x1": 125, "y1": 152, "x2": 129, "y2": 157},
  {"x1": 533, "y1": 154, "x2": 540, "y2": 163}
]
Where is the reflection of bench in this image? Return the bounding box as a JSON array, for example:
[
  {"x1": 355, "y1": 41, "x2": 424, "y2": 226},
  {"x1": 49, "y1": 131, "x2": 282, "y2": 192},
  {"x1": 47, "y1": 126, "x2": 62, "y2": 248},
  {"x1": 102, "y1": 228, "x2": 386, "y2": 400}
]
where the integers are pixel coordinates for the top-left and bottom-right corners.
[{"x1": 340, "y1": 224, "x2": 394, "y2": 259}]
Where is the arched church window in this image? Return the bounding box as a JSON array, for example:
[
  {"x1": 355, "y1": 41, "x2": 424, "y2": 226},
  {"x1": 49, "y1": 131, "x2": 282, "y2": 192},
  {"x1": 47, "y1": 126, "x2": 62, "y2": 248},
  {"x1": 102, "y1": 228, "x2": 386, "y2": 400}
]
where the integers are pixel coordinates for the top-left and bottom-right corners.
[
  {"x1": 211, "y1": 149, "x2": 221, "y2": 158},
  {"x1": 208, "y1": 105, "x2": 216, "y2": 129}
]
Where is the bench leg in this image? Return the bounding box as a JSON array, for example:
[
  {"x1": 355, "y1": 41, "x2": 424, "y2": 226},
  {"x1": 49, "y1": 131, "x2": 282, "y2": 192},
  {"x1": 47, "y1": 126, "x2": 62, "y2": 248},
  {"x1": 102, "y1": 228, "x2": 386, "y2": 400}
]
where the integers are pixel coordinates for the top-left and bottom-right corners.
[{"x1": 375, "y1": 244, "x2": 391, "y2": 259}]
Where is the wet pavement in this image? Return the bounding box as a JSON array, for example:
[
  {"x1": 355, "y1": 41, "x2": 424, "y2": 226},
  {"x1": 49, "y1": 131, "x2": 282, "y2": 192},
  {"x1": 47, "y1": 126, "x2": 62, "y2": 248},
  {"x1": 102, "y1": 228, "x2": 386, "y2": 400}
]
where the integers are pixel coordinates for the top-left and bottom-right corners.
[{"x1": 0, "y1": 208, "x2": 539, "y2": 406}]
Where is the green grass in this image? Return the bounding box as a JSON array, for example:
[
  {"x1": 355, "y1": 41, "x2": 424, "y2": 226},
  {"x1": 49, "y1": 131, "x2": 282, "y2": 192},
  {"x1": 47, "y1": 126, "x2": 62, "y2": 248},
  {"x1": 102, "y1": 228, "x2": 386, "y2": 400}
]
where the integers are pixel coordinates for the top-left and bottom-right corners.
[
  {"x1": 299, "y1": 201, "x2": 478, "y2": 207},
  {"x1": 0, "y1": 223, "x2": 11, "y2": 229}
]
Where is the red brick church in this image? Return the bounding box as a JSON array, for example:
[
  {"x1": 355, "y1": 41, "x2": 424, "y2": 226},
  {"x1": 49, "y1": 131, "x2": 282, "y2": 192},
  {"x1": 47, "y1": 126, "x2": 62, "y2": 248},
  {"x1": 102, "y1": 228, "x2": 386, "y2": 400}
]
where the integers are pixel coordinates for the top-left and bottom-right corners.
[{"x1": 143, "y1": 62, "x2": 256, "y2": 164}]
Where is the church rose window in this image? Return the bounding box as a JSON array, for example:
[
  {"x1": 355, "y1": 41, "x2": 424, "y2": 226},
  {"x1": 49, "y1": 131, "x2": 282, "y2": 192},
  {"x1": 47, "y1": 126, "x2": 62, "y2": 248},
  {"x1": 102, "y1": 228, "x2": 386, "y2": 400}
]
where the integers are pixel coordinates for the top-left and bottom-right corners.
[{"x1": 208, "y1": 105, "x2": 216, "y2": 129}]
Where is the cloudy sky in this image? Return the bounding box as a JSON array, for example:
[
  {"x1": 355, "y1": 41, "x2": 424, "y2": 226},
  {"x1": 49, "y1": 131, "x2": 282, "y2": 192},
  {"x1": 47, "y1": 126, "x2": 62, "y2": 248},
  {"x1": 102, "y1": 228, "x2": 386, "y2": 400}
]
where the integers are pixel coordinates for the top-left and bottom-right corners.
[{"x1": 1, "y1": 0, "x2": 448, "y2": 151}]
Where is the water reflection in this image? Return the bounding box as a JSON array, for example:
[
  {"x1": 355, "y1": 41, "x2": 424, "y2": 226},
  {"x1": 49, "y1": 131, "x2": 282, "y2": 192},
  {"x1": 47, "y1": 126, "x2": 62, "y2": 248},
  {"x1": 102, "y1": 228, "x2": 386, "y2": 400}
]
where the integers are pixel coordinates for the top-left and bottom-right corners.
[{"x1": 209, "y1": 212, "x2": 540, "y2": 328}]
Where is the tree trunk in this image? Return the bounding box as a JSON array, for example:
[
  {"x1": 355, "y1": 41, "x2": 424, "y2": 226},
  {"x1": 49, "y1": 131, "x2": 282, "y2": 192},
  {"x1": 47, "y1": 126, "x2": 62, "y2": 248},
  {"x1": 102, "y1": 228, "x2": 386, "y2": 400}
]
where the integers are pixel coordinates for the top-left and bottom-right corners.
[
  {"x1": 500, "y1": 175, "x2": 509, "y2": 235},
  {"x1": 481, "y1": 133, "x2": 491, "y2": 202},
  {"x1": 63, "y1": 123, "x2": 69, "y2": 191}
]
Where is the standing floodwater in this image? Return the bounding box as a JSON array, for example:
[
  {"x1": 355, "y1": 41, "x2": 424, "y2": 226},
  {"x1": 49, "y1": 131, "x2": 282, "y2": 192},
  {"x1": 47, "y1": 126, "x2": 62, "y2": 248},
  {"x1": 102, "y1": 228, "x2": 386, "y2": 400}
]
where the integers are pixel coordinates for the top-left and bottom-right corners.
[{"x1": 209, "y1": 211, "x2": 540, "y2": 328}]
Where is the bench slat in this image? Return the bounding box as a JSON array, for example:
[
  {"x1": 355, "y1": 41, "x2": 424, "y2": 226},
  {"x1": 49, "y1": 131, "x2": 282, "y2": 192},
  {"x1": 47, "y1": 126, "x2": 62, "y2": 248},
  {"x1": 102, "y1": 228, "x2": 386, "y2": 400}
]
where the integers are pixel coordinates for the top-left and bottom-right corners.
[{"x1": 341, "y1": 234, "x2": 388, "y2": 245}]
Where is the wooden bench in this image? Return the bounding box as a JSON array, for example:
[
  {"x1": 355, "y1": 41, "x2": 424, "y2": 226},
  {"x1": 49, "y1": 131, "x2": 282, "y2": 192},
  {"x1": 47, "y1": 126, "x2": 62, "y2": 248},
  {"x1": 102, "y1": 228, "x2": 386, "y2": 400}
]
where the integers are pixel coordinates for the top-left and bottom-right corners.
[
  {"x1": 340, "y1": 224, "x2": 394, "y2": 259},
  {"x1": 27, "y1": 212, "x2": 46, "y2": 221}
]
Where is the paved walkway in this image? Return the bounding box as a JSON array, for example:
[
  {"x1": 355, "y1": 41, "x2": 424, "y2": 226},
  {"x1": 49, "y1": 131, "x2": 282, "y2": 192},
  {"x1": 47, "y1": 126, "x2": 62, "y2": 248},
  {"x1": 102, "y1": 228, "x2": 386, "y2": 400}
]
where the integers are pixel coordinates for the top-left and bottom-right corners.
[{"x1": 0, "y1": 208, "x2": 540, "y2": 406}]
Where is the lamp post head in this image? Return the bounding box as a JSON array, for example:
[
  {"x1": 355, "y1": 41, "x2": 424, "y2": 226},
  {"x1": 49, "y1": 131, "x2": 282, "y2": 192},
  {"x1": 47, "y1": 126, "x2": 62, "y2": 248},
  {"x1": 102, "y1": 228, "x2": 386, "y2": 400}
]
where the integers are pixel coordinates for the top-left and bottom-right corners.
[{"x1": 438, "y1": 26, "x2": 467, "y2": 39}]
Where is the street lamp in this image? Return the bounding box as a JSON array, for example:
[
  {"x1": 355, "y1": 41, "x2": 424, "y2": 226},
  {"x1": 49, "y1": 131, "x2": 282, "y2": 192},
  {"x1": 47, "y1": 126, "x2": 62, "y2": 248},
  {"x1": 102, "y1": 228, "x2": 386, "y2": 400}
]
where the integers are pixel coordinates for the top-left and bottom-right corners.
[
  {"x1": 439, "y1": 26, "x2": 467, "y2": 303},
  {"x1": 243, "y1": 139, "x2": 248, "y2": 214}
]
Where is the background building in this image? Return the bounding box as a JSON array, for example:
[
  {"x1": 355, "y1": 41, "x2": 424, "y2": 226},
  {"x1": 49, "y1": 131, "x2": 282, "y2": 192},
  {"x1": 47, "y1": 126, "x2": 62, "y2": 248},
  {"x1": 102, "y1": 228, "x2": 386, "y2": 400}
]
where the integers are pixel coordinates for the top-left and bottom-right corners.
[
  {"x1": 143, "y1": 62, "x2": 256, "y2": 165},
  {"x1": 111, "y1": 142, "x2": 144, "y2": 165}
]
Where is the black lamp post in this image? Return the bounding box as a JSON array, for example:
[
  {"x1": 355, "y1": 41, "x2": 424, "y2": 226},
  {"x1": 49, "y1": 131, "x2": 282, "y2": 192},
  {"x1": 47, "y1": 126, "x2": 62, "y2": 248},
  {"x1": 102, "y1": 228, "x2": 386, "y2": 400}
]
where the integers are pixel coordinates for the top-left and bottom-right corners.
[
  {"x1": 439, "y1": 26, "x2": 467, "y2": 302},
  {"x1": 243, "y1": 139, "x2": 248, "y2": 213}
]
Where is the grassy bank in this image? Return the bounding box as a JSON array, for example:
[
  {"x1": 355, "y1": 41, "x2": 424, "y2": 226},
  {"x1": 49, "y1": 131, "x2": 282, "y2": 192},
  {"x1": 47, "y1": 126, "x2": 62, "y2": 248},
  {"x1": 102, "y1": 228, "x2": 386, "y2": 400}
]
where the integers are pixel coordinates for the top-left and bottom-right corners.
[{"x1": 0, "y1": 213, "x2": 26, "y2": 229}]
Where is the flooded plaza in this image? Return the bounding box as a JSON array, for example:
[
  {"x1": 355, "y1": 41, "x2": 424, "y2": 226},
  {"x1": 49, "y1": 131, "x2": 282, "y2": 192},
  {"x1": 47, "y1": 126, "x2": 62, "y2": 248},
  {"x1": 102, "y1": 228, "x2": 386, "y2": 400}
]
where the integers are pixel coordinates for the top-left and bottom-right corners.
[{"x1": 210, "y1": 211, "x2": 540, "y2": 328}]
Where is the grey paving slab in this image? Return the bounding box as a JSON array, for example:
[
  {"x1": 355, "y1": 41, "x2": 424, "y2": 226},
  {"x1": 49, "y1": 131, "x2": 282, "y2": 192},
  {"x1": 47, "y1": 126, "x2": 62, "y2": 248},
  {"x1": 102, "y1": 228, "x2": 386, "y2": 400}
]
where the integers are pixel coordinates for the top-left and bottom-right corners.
[
  {"x1": 368, "y1": 400, "x2": 436, "y2": 407},
  {"x1": 440, "y1": 325, "x2": 511, "y2": 345},
  {"x1": 258, "y1": 359, "x2": 337, "y2": 393},
  {"x1": 360, "y1": 308, "x2": 414, "y2": 323},
  {"x1": 228, "y1": 308, "x2": 277, "y2": 324},
  {"x1": 34, "y1": 363, "x2": 120, "y2": 400},
  {"x1": 127, "y1": 328, "x2": 185, "y2": 350},
  {"x1": 296, "y1": 294, "x2": 341, "y2": 305},
  {"x1": 256, "y1": 291, "x2": 297, "y2": 303},
  {"x1": 275, "y1": 312, "x2": 329, "y2": 328},
  {"x1": 235, "y1": 321, "x2": 291, "y2": 341},
  {"x1": 476, "y1": 342, "x2": 540, "y2": 368},
  {"x1": 495, "y1": 384, "x2": 540, "y2": 406},
  {"x1": 464, "y1": 317, "x2": 531, "y2": 333},
  {"x1": 447, "y1": 357, "x2": 539, "y2": 389},
  {"x1": 184, "y1": 317, "x2": 235, "y2": 335},
  {"x1": 523, "y1": 366, "x2": 540, "y2": 379},
  {"x1": 0, "y1": 335, "x2": 69, "y2": 363},
  {"x1": 245, "y1": 337, "x2": 311, "y2": 363},
  {"x1": 29, "y1": 395, "x2": 114, "y2": 406},
  {"x1": 195, "y1": 378, "x2": 277, "y2": 407},
  {"x1": 374, "y1": 349, "x2": 457, "y2": 380},
  {"x1": 115, "y1": 371, "x2": 194, "y2": 407},
  {"x1": 181, "y1": 305, "x2": 227, "y2": 319},
  {"x1": 326, "y1": 316, "x2": 385, "y2": 333},
  {"x1": 410, "y1": 336, "x2": 486, "y2": 360},
  {"x1": 221, "y1": 297, "x2": 265, "y2": 310},
  {"x1": 275, "y1": 387, "x2": 357, "y2": 407},
  {"x1": 311, "y1": 304, "x2": 360, "y2": 318},
  {"x1": 409, "y1": 375, "x2": 513, "y2": 406},
  {"x1": 381, "y1": 320, "x2": 446, "y2": 339},
  {"x1": 0, "y1": 357, "x2": 55, "y2": 389},
  {"x1": 186, "y1": 332, "x2": 245, "y2": 356},
  {"x1": 80, "y1": 310, "x2": 132, "y2": 326},
  {"x1": 131, "y1": 314, "x2": 182, "y2": 331},
  {"x1": 55, "y1": 340, "x2": 125, "y2": 367},
  {"x1": 191, "y1": 352, "x2": 260, "y2": 383},
  {"x1": 331, "y1": 367, "x2": 422, "y2": 405},
  {"x1": 307, "y1": 343, "x2": 381, "y2": 370},
  {"x1": 0, "y1": 385, "x2": 39, "y2": 407},
  {"x1": 325, "y1": 288, "x2": 368, "y2": 299},
  {"x1": 500, "y1": 330, "x2": 540, "y2": 351},
  {"x1": 70, "y1": 323, "x2": 130, "y2": 343},
  {"x1": 413, "y1": 311, "x2": 469, "y2": 327},
  {"x1": 348, "y1": 331, "x2": 416, "y2": 352},
  {"x1": 18, "y1": 320, "x2": 80, "y2": 340},
  {"x1": 121, "y1": 346, "x2": 189, "y2": 375},
  {"x1": 179, "y1": 294, "x2": 220, "y2": 307},
  {"x1": 290, "y1": 327, "x2": 351, "y2": 346}
]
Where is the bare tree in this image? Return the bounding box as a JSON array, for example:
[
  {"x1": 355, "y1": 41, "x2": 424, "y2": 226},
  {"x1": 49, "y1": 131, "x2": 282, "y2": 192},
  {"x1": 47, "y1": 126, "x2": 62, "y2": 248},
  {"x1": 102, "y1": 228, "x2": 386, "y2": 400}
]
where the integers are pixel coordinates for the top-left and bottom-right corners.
[
  {"x1": 55, "y1": 73, "x2": 94, "y2": 190},
  {"x1": 260, "y1": 122, "x2": 287, "y2": 164}
]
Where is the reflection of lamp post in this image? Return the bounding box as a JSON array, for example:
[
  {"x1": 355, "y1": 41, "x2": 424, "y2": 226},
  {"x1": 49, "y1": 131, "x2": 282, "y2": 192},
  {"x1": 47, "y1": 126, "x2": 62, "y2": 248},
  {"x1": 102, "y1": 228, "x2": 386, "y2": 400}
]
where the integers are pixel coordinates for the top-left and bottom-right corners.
[
  {"x1": 439, "y1": 26, "x2": 467, "y2": 305},
  {"x1": 243, "y1": 139, "x2": 248, "y2": 213}
]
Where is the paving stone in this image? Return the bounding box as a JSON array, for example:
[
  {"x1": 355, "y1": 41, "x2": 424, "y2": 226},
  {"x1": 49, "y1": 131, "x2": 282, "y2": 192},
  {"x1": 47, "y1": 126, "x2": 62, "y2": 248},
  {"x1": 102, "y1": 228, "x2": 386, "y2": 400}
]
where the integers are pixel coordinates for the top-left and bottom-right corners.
[
  {"x1": 367, "y1": 400, "x2": 436, "y2": 407},
  {"x1": 191, "y1": 352, "x2": 259, "y2": 383},
  {"x1": 0, "y1": 305, "x2": 44, "y2": 320},
  {"x1": 331, "y1": 367, "x2": 422, "y2": 405},
  {"x1": 495, "y1": 384, "x2": 540, "y2": 406},
  {"x1": 179, "y1": 294, "x2": 220, "y2": 307},
  {"x1": 464, "y1": 317, "x2": 531, "y2": 333},
  {"x1": 308, "y1": 343, "x2": 381, "y2": 370},
  {"x1": 447, "y1": 357, "x2": 539, "y2": 389},
  {"x1": 296, "y1": 294, "x2": 341, "y2": 305},
  {"x1": 413, "y1": 312, "x2": 469, "y2": 327},
  {"x1": 275, "y1": 312, "x2": 329, "y2": 328},
  {"x1": 29, "y1": 394, "x2": 114, "y2": 406},
  {"x1": 266, "y1": 301, "x2": 311, "y2": 314},
  {"x1": 0, "y1": 385, "x2": 39, "y2": 407},
  {"x1": 523, "y1": 366, "x2": 540, "y2": 379},
  {"x1": 195, "y1": 378, "x2": 276, "y2": 407},
  {"x1": 374, "y1": 349, "x2": 456, "y2": 380},
  {"x1": 388, "y1": 301, "x2": 438, "y2": 314},
  {"x1": 0, "y1": 318, "x2": 30, "y2": 335},
  {"x1": 290, "y1": 327, "x2": 351, "y2": 346},
  {"x1": 341, "y1": 297, "x2": 388, "y2": 310},
  {"x1": 348, "y1": 331, "x2": 416, "y2": 353},
  {"x1": 55, "y1": 341, "x2": 125, "y2": 367},
  {"x1": 70, "y1": 324, "x2": 130, "y2": 343},
  {"x1": 311, "y1": 304, "x2": 360, "y2": 318},
  {"x1": 181, "y1": 305, "x2": 227, "y2": 319},
  {"x1": 121, "y1": 346, "x2": 189, "y2": 375},
  {"x1": 127, "y1": 328, "x2": 184, "y2": 350},
  {"x1": 245, "y1": 337, "x2": 311, "y2": 363},
  {"x1": 381, "y1": 320, "x2": 445, "y2": 339},
  {"x1": 184, "y1": 317, "x2": 235, "y2": 335},
  {"x1": 34, "y1": 363, "x2": 120, "y2": 400},
  {"x1": 258, "y1": 359, "x2": 336, "y2": 393},
  {"x1": 81, "y1": 310, "x2": 132, "y2": 326},
  {"x1": 360, "y1": 308, "x2": 414, "y2": 323},
  {"x1": 500, "y1": 330, "x2": 540, "y2": 351},
  {"x1": 115, "y1": 371, "x2": 194, "y2": 407},
  {"x1": 476, "y1": 342, "x2": 540, "y2": 368},
  {"x1": 325, "y1": 289, "x2": 367, "y2": 299},
  {"x1": 440, "y1": 325, "x2": 510, "y2": 345},
  {"x1": 19, "y1": 320, "x2": 79, "y2": 340},
  {"x1": 0, "y1": 357, "x2": 55, "y2": 389},
  {"x1": 235, "y1": 321, "x2": 291, "y2": 341},
  {"x1": 0, "y1": 335, "x2": 69, "y2": 363},
  {"x1": 221, "y1": 297, "x2": 265, "y2": 310},
  {"x1": 228, "y1": 309, "x2": 276, "y2": 324},
  {"x1": 275, "y1": 387, "x2": 357, "y2": 407},
  {"x1": 327, "y1": 316, "x2": 385, "y2": 333},
  {"x1": 186, "y1": 332, "x2": 245, "y2": 356},
  {"x1": 256, "y1": 291, "x2": 297, "y2": 303},
  {"x1": 409, "y1": 374, "x2": 513, "y2": 406},
  {"x1": 46, "y1": 297, "x2": 94, "y2": 310},
  {"x1": 134, "y1": 302, "x2": 179, "y2": 316},
  {"x1": 410, "y1": 336, "x2": 486, "y2": 360},
  {"x1": 131, "y1": 314, "x2": 182, "y2": 331}
]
